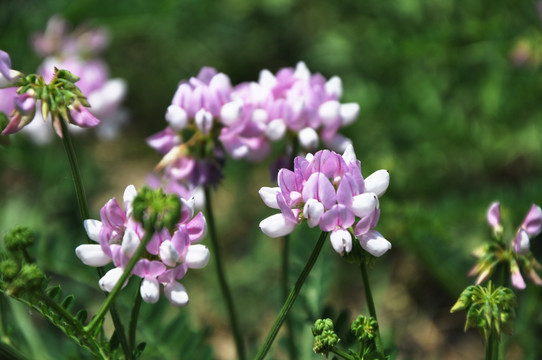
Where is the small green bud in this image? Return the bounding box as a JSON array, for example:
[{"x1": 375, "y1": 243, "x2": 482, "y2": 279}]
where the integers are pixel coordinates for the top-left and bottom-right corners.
[
  {"x1": 4, "y1": 226, "x2": 35, "y2": 252},
  {"x1": 133, "y1": 187, "x2": 182, "y2": 232},
  {"x1": 313, "y1": 329, "x2": 339, "y2": 355},
  {"x1": 351, "y1": 315, "x2": 378, "y2": 343},
  {"x1": 0, "y1": 259, "x2": 20, "y2": 281},
  {"x1": 312, "y1": 318, "x2": 334, "y2": 336},
  {"x1": 55, "y1": 69, "x2": 80, "y2": 83},
  {"x1": 7, "y1": 263, "x2": 46, "y2": 296}
]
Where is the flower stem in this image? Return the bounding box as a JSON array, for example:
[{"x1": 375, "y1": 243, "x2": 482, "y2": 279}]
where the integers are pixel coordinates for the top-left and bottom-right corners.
[
  {"x1": 485, "y1": 332, "x2": 494, "y2": 360},
  {"x1": 282, "y1": 235, "x2": 296, "y2": 360},
  {"x1": 255, "y1": 231, "x2": 329, "y2": 360},
  {"x1": 129, "y1": 279, "x2": 144, "y2": 352},
  {"x1": 203, "y1": 186, "x2": 245, "y2": 360},
  {"x1": 359, "y1": 258, "x2": 385, "y2": 357},
  {"x1": 85, "y1": 231, "x2": 152, "y2": 334},
  {"x1": 331, "y1": 347, "x2": 356, "y2": 360},
  {"x1": 58, "y1": 116, "x2": 131, "y2": 359}
]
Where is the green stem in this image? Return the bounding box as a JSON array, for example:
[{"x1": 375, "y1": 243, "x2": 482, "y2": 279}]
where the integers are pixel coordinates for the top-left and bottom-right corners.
[
  {"x1": 59, "y1": 116, "x2": 131, "y2": 359},
  {"x1": 0, "y1": 341, "x2": 28, "y2": 360},
  {"x1": 255, "y1": 231, "x2": 329, "y2": 360},
  {"x1": 331, "y1": 347, "x2": 356, "y2": 360},
  {"x1": 359, "y1": 259, "x2": 385, "y2": 357},
  {"x1": 486, "y1": 332, "x2": 494, "y2": 360},
  {"x1": 85, "y1": 231, "x2": 152, "y2": 334},
  {"x1": 282, "y1": 235, "x2": 296, "y2": 360},
  {"x1": 203, "y1": 186, "x2": 245, "y2": 360},
  {"x1": 129, "y1": 279, "x2": 144, "y2": 352}
]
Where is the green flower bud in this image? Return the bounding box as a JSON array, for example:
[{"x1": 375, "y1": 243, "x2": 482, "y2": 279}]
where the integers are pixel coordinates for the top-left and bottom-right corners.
[
  {"x1": 4, "y1": 226, "x2": 35, "y2": 252},
  {"x1": 7, "y1": 263, "x2": 46, "y2": 296},
  {"x1": 351, "y1": 315, "x2": 378, "y2": 343},
  {"x1": 312, "y1": 318, "x2": 334, "y2": 336},
  {"x1": 55, "y1": 69, "x2": 80, "y2": 83},
  {"x1": 133, "y1": 187, "x2": 182, "y2": 232},
  {"x1": 313, "y1": 329, "x2": 339, "y2": 355},
  {"x1": 0, "y1": 258, "x2": 20, "y2": 281}
]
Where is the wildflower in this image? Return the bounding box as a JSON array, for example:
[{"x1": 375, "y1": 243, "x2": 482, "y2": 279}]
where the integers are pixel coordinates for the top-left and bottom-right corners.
[
  {"x1": 0, "y1": 50, "x2": 22, "y2": 88},
  {"x1": 469, "y1": 202, "x2": 542, "y2": 289},
  {"x1": 259, "y1": 145, "x2": 390, "y2": 257},
  {"x1": 75, "y1": 185, "x2": 210, "y2": 306}
]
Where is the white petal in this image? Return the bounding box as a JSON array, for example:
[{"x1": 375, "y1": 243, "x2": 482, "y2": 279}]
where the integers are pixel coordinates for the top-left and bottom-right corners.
[
  {"x1": 123, "y1": 185, "x2": 137, "y2": 215},
  {"x1": 298, "y1": 127, "x2": 319, "y2": 150},
  {"x1": 259, "y1": 187, "x2": 281, "y2": 209},
  {"x1": 318, "y1": 100, "x2": 340, "y2": 126},
  {"x1": 303, "y1": 199, "x2": 324, "y2": 228},
  {"x1": 164, "y1": 281, "x2": 189, "y2": 306},
  {"x1": 341, "y1": 144, "x2": 357, "y2": 164},
  {"x1": 330, "y1": 229, "x2": 352, "y2": 255},
  {"x1": 140, "y1": 277, "x2": 160, "y2": 304},
  {"x1": 220, "y1": 100, "x2": 243, "y2": 126},
  {"x1": 265, "y1": 119, "x2": 286, "y2": 141},
  {"x1": 99, "y1": 267, "x2": 125, "y2": 292},
  {"x1": 259, "y1": 69, "x2": 277, "y2": 89},
  {"x1": 351, "y1": 193, "x2": 378, "y2": 217},
  {"x1": 166, "y1": 105, "x2": 188, "y2": 131},
  {"x1": 160, "y1": 240, "x2": 180, "y2": 267},
  {"x1": 364, "y1": 170, "x2": 390, "y2": 197},
  {"x1": 259, "y1": 214, "x2": 297, "y2": 238},
  {"x1": 185, "y1": 244, "x2": 210, "y2": 269},
  {"x1": 358, "y1": 230, "x2": 391, "y2": 257},
  {"x1": 195, "y1": 109, "x2": 213, "y2": 135},
  {"x1": 339, "y1": 103, "x2": 360, "y2": 126},
  {"x1": 75, "y1": 244, "x2": 111, "y2": 266},
  {"x1": 83, "y1": 219, "x2": 102, "y2": 242},
  {"x1": 325, "y1": 76, "x2": 343, "y2": 98},
  {"x1": 122, "y1": 228, "x2": 140, "y2": 257},
  {"x1": 294, "y1": 61, "x2": 310, "y2": 80},
  {"x1": 252, "y1": 108, "x2": 268, "y2": 123}
]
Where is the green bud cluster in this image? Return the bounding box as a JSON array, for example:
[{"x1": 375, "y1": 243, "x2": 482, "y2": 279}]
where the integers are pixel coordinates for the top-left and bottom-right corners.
[
  {"x1": 4, "y1": 226, "x2": 35, "y2": 252},
  {"x1": 312, "y1": 318, "x2": 339, "y2": 356},
  {"x1": 451, "y1": 281, "x2": 517, "y2": 342},
  {"x1": 351, "y1": 315, "x2": 378, "y2": 343},
  {"x1": 132, "y1": 186, "x2": 182, "y2": 232}
]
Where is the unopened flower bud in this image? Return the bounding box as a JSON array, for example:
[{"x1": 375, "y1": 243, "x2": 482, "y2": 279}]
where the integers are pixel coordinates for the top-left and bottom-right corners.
[{"x1": 4, "y1": 226, "x2": 35, "y2": 252}]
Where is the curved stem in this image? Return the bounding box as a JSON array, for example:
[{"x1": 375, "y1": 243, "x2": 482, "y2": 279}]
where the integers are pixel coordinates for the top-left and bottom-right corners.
[
  {"x1": 255, "y1": 231, "x2": 329, "y2": 360},
  {"x1": 331, "y1": 347, "x2": 356, "y2": 360},
  {"x1": 359, "y1": 259, "x2": 384, "y2": 357},
  {"x1": 58, "y1": 116, "x2": 131, "y2": 359},
  {"x1": 203, "y1": 186, "x2": 245, "y2": 360},
  {"x1": 129, "y1": 279, "x2": 144, "y2": 352}
]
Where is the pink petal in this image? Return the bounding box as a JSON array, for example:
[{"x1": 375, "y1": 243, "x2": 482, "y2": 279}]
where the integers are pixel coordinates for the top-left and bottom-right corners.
[
  {"x1": 522, "y1": 204, "x2": 542, "y2": 236},
  {"x1": 186, "y1": 212, "x2": 207, "y2": 243},
  {"x1": 302, "y1": 172, "x2": 336, "y2": 210}
]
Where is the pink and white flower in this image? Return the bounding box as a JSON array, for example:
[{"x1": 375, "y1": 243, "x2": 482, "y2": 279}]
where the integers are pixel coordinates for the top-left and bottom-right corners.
[
  {"x1": 259, "y1": 145, "x2": 390, "y2": 257},
  {"x1": 75, "y1": 185, "x2": 210, "y2": 306}
]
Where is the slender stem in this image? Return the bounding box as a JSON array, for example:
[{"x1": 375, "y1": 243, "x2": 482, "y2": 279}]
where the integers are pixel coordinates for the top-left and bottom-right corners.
[
  {"x1": 129, "y1": 279, "x2": 144, "y2": 352},
  {"x1": 203, "y1": 186, "x2": 245, "y2": 360},
  {"x1": 485, "y1": 332, "x2": 494, "y2": 360},
  {"x1": 58, "y1": 116, "x2": 131, "y2": 359},
  {"x1": 282, "y1": 235, "x2": 296, "y2": 360},
  {"x1": 0, "y1": 341, "x2": 28, "y2": 360},
  {"x1": 359, "y1": 259, "x2": 385, "y2": 357},
  {"x1": 255, "y1": 231, "x2": 329, "y2": 360},
  {"x1": 85, "y1": 231, "x2": 152, "y2": 334},
  {"x1": 331, "y1": 347, "x2": 356, "y2": 360}
]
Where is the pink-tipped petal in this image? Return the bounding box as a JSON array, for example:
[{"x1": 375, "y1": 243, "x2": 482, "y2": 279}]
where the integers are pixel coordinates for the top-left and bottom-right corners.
[
  {"x1": 186, "y1": 212, "x2": 207, "y2": 243},
  {"x1": 486, "y1": 202, "x2": 501, "y2": 231},
  {"x1": 522, "y1": 204, "x2": 542, "y2": 236},
  {"x1": 513, "y1": 229, "x2": 530, "y2": 254}
]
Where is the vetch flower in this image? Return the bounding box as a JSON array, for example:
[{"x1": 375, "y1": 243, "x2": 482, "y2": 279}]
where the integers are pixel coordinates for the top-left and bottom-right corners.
[
  {"x1": 75, "y1": 185, "x2": 210, "y2": 306},
  {"x1": 259, "y1": 145, "x2": 390, "y2": 256},
  {"x1": 470, "y1": 202, "x2": 542, "y2": 289},
  {"x1": 0, "y1": 50, "x2": 22, "y2": 88}
]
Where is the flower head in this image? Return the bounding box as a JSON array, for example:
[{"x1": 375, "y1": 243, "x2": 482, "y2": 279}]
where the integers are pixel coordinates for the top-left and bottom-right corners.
[
  {"x1": 259, "y1": 145, "x2": 390, "y2": 257},
  {"x1": 75, "y1": 185, "x2": 210, "y2": 306}
]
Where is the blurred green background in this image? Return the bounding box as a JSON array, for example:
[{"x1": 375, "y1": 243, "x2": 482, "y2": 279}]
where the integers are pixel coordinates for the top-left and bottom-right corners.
[{"x1": 1, "y1": 0, "x2": 542, "y2": 359}]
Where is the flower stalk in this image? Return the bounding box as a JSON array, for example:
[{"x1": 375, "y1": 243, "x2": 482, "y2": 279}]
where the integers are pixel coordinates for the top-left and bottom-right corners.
[
  {"x1": 359, "y1": 258, "x2": 385, "y2": 357},
  {"x1": 203, "y1": 186, "x2": 245, "y2": 360},
  {"x1": 255, "y1": 231, "x2": 329, "y2": 360}
]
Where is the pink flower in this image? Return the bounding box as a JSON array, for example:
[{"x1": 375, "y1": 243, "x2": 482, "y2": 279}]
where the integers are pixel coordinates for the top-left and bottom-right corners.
[
  {"x1": 75, "y1": 185, "x2": 210, "y2": 306},
  {"x1": 259, "y1": 145, "x2": 390, "y2": 256}
]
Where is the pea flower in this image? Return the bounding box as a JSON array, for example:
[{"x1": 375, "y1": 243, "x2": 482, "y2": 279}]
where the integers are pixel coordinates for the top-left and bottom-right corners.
[
  {"x1": 469, "y1": 202, "x2": 542, "y2": 289},
  {"x1": 259, "y1": 145, "x2": 390, "y2": 257},
  {"x1": 0, "y1": 50, "x2": 22, "y2": 88},
  {"x1": 75, "y1": 185, "x2": 210, "y2": 306}
]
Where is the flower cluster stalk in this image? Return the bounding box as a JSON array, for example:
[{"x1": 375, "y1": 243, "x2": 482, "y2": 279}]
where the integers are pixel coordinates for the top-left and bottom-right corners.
[
  {"x1": 255, "y1": 231, "x2": 329, "y2": 360},
  {"x1": 58, "y1": 116, "x2": 131, "y2": 359},
  {"x1": 203, "y1": 186, "x2": 246, "y2": 360},
  {"x1": 129, "y1": 279, "x2": 144, "y2": 352},
  {"x1": 359, "y1": 259, "x2": 385, "y2": 357}
]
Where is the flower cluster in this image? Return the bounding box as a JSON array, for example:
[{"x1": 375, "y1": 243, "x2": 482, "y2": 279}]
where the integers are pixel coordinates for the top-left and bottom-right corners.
[
  {"x1": 259, "y1": 145, "x2": 390, "y2": 257},
  {"x1": 75, "y1": 185, "x2": 209, "y2": 306},
  {"x1": 148, "y1": 62, "x2": 358, "y2": 190},
  {"x1": 469, "y1": 202, "x2": 542, "y2": 289},
  {"x1": 0, "y1": 15, "x2": 127, "y2": 144}
]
